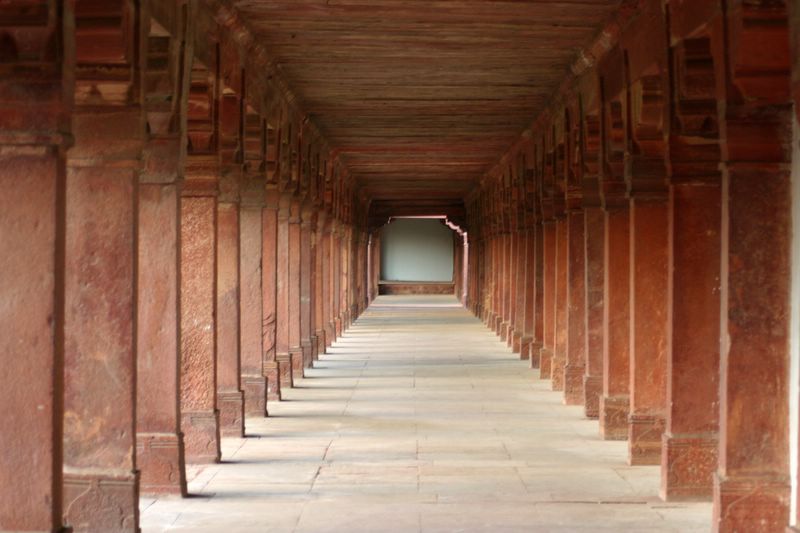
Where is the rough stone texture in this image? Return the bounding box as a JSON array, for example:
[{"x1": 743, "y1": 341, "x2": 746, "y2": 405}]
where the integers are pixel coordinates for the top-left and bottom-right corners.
[
  {"x1": 262, "y1": 196, "x2": 280, "y2": 402},
  {"x1": 628, "y1": 200, "x2": 668, "y2": 466},
  {"x1": 289, "y1": 200, "x2": 304, "y2": 378},
  {"x1": 63, "y1": 106, "x2": 140, "y2": 532},
  {"x1": 661, "y1": 185, "x2": 721, "y2": 500},
  {"x1": 540, "y1": 223, "x2": 556, "y2": 381},
  {"x1": 180, "y1": 195, "x2": 222, "y2": 464},
  {"x1": 551, "y1": 220, "x2": 567, "y2": 392},
  {"x1": 0, "y1": 149, "x2": 65, "y2": 532},
  {"x1": 276, "y1": 198, "x2": 294, "y2": 390},
  {"x1": 136, "y1": 183, "x2": 186, "y2": 496},
  {"x1": 564, "y1": 210, "x2": 586, "y2": 406},
  {"x1": 0, "y1": 10, "x2": 67, "y2": 529},
  {"x1": 240, "y1": 204, "x2": 267, "y2": 417},
  {"x1": 300, "y1": 207, "x2": 314, "y2": 369},
  {"x1": 583, "y1": 207, "x2": 605, "y2": 419},
  {"x1": 216, "y1": 201, "x2": 244, "y2": 438},
  {"x1": 600, "y1": 207, "x2": 630, "y2": 441}
]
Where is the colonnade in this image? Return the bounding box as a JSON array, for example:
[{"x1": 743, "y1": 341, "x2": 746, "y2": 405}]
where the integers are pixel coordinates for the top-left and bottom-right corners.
[
  {"x1": 3, "y1": 1, "x2": 800, "y2": 532},
  {"x1": 466, "y1": 1, "x2": 800, "y2": 531},
  {"x1": 0, "y1": 2, "x2": 378, "y2": 531}
]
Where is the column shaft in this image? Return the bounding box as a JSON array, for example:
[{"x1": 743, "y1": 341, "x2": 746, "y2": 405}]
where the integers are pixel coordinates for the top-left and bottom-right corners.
[
  {"x1": 599, "y1": 207, "x2": 630, "y2": 440},
  {"x1": 628, "y1": 199, "x2": 668, "y2": 465},
  {"x1": 564, "y1": 210, "x2": 587, "y2": 404},
  {"x1": 216, "y1": 200, "x2": 244, "y2": 437}
]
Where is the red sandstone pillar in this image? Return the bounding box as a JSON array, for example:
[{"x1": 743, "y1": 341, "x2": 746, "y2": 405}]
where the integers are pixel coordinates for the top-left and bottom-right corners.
[
  {"x1": 712, "y1": 4, "x2": 793, "y2": 526},
  {"x1": 314, "y1": 213, "x2": 327, "y2": 357},
  {"x1": 180, "y1": 162, "x2": 222, "y2": 463},
  {"x1": 714, "y1": 150, "x2": 792, "y2": 531},
  {"x1": 276, "y1": 194, "x2": 293, "y2": 389},
  {"x1": 328, "y1": 222, "x2": 339, "y2": 347},
  {"x1": 658, "y1": 28, "x2": 723, "y2": 501},
  {"x1": 514, "y1": 231, "x2": 526, "y2": 356},
  {"x1": 289, "y1": 199, "x2": 303, "y2": 377},
  {"x1": 0, "y1": 8, "x2": 67, "y2": 527},
  {"x1": 136, "y1": 13, "x2": 189, "y2": 496},
  {"x1": 136, "y1": 115, "x2": 187, "y2": 495},
  {"x1": 551, "y1": 218, "x2": 568, "y2": 392},
  {"x1": 319, "y1": 217, "x2": 332, "y2": 352},
  {"x1": 627, "y1": 196, "x2": 668, "y2": 465},
  {"x1": 540, "y1": 222, "x2": 556, "y2": 379},
  {"x1": 521, "y1": 229, "x2": 536, "y2": 361},
  {"x1": 310, "y1": 213, "x2": 320, "y2": 361},
  {"x1": 599, "y1": 205, "x2": 630, "y2": 440},
  {"x1": 62, "y1": 2, "x2": 141, "y2": 527},
  {"x1": 300, "y1": 203, "x2": 314, "y2": 368},
  {"x1": 659, "y1": 184, "x2": 720, "y2": 499},
  {"x1": 564, "y1": 208, "x2": 587, "y2": 405},
  {"x1": 216, "y1": 185, "x2": 244, "y2": 437},
  {"x1": 262, "y1": 188, "x2": 281, "y2": 401},
  {"x1": 240, "y1": 180, "x2": 267, "y2": 417},
  {"x1": 531, "y1": 222, "x2": 545, "y2": 369},
  {"x1": 583, "y1": 207, "x2": 604, "y2": 418}
]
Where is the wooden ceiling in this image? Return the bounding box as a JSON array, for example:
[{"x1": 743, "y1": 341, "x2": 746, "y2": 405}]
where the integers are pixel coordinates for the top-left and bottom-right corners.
[{"x1": 231, "y1": 0, "x2": 622, "y2": 209}]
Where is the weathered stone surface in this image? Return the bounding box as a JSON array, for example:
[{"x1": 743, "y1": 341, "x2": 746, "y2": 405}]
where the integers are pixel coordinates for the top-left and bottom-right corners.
[
  {"x1": 600, "y1": 207, "x2": 629, "y2": 441},
  {"x1": 216, "y1": 200, "x2": 244, "y2": 438},
  {"x1": 64, "y1": 113, "x2": 140, "y2": 531},
  {"x1": 551, "y1": 220, "x2": 567, "y2": 392},
  {"x1": 583, "y1": 207, "x2": 604, "y2": 419},
  {"x1": 540, "y1": 222, "x2": 556, "y2": 381},
  {"x1": 662, "y1": 185, "x2": 721, "y2": 500},
  {"x1": 564, "y1": 211, "x2": 585, "y2": 406},
  {"x1": 262, "y1": 193, "x2": 280, "y2": 402},
  {"x1": 180, "y1": 195, "x2": 221, "y2": 463},
  {"x1": 137, "y1": 182, "x2": 186, "y2": 496},
  {"x1": 240, "y1": 205, "x2": 266, "y2": 417},
  {"x1": 0, "y1": 148, "x2": 65, "y2": 532},
  {"x1": 628, "y1": 200, "x2": 668, "y2": 466}
]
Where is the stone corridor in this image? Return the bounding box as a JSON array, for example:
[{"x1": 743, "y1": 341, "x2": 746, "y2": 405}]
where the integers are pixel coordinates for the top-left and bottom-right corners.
[
  {"x1": 4, "y1": 1, "x2": 800, "y2": 532},
  {"x1": 141, "y1": 296, "x2": 710, "y2": 532}
]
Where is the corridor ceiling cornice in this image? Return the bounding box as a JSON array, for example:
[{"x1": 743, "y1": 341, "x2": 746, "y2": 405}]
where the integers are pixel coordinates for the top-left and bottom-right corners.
[{"x1": 220, "y1": 0, "x2": 626, "y2": 206}]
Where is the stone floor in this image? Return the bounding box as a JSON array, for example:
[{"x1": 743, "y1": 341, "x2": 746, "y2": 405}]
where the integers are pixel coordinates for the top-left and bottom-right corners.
[{"x1": 141, "y1": 295, "x2": 712, "y2": 532}]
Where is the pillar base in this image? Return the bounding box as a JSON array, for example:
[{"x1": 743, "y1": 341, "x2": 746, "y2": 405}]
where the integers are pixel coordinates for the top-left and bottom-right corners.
[
  {"x1": 550, "y1": 353, "x2": 565, "y2": 391},
  {"x1": 495, "y1": 317, "x2": 505, "y2": 337},
  {"x1": 136, "y1": 432, "x2": 187, "y2": 496},
  {"x1": 301, "y1": 340, "x2": 313, "y2": 369},
  {"x1": 182, "y1": 410, "x2": 221, "y2": 464},
  {"x1": 713, "y1": 474, "x2": 789, "y2": 533},
  {"x1": 511, "y1": 331, "x2": 522, "y2": 353},
  {"x1": 325, "y1": 323, "x2": 335, "y2": 348},
  {"x1": 264, "y1": 361, "x2": 280, "y2": 403},
  {"x1": 529, "y1": 342, "x2": 542, "y2": 369},
  {"x1": 628, "y1": 413, "x2": 665, "y2": 465},
  {"x1": 218, "y1": 389, "x2": 244, "y2": 438},
  {"x1": 276, "y1": 352, "x2": 293, "y2": 391},
  {"x1": 660, "y1": 432, "x2": 717, "y2": 501},
  {"x1": 242, "y1": 374, "x2": 268, "y2": 417},
  {"x1": 599, "y1": 395, "x2": 629, "y2": 441},
  {"x1": 63, "y1": 469, "x2": 139, "y2": 533},
  {"x1": 310, "y1": 335, "x2": 319, "y2": 362},
  {"x1": 290, "y1": 348, "x2": 304, "y2": 379},
  {"x1": 334, "y1": 316, "x2": 342, "y2": 338},
  {"x1": 539, "y1": 347, "x2": 552, "y2": 379},
  {"x1": 315, "y1": 329, "x2": 326, "y2": 356},
  {"x1": 563, "y1": 364, "x2": 585, "y2": 405},
  {"x1": 582, "y1": 375, "x2": 601, "y2": 419},
  {"x1": 519, "y1": 335, "x2": 531, "y2": 360}
]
